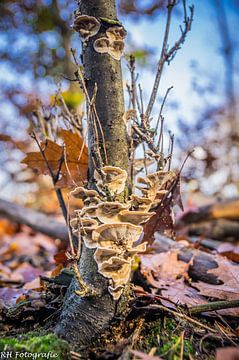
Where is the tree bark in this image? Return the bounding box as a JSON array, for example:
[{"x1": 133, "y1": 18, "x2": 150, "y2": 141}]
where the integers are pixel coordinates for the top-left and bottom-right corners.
[{"x1": 55, "y1": 0, "x2": 129, "y2": 346}]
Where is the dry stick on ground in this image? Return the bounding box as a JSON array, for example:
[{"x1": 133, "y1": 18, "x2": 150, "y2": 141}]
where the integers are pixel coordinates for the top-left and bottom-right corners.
[
  {"x1": 140, "y1": 304, "x2": 218, "y2": 334},
  {"x1": 188, "y1": 299, "x2": 239, "y2": 315},
  {"x1": 146, "y1": 0, "x2": 194, "y2": 118}
]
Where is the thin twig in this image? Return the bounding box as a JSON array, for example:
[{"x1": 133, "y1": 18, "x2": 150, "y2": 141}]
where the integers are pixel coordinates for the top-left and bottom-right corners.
[
  {"x1": 146, "y1": 0, "x2": 193, "y2": 117},
  {"x1": 144, "y1": 304, "x2": 218, "y2": 333},
  {"x1": 167, "y1": 132, "x2": 174, "y2": 171},
  {"x1": 189, "y1": 299, "x2": 239, "y2": 315},
  {"x1": 155, "y1": 86, "x2": 173, "y2": 138},
  {"x1": 146, "y1": 0, "x2": 176, "y2": 117}
]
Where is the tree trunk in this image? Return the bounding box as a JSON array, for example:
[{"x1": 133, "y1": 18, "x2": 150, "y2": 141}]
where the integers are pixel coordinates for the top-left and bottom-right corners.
[{"x1": 55, "y1": 0, "x2": 129, "y2": 346}]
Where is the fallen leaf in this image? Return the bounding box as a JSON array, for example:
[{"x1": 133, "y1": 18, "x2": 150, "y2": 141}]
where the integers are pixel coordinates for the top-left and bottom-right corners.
[
  {"x1": 143, "y1": 173, "x2": 183, "y2": 244},
  {"x1": 0, "y1": 288, "x2": 25, "y2": 307},
  {"x1": 140, "y1": 250, "x2": 190, "y2": 289},
  {"x1": 161, "y1": 278, "x2": 207, "y2": 308},
  {"x1": 192, "y1": 255, "x2": 239, "y2": 300},
  {"x1": 22, "y1": 129, "x2": 88, "y2": 188},
  {"x1": 217, "y1": 243, "x2": 239, "y2": 263},
  {"x1": 216, "y1": 347, "x2": 239, "y2": 360},
  {"x1": 130, "y1": 349, "x2": 162, "y2": 360}
]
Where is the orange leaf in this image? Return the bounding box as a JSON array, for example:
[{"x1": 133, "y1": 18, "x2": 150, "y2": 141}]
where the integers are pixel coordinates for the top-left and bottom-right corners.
[{"x1": 21, "y1": 129, "x2": 88, "y2": 188}]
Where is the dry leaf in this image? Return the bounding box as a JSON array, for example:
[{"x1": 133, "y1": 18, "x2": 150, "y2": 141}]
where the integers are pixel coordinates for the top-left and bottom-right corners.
[
  {"x1": 143, "y1": 174, "x2": 183, "y2": 244},
  {"x1": 192, "y1": 255, "x2": 239, "y2": 300},
  {"x1": 130, "y1": 350, "x2": 162, "y2": 360},
  {"x1": 217, "y1": 243, "x2": 239, "y2": 263},
  {"x1": 140, "y1": 250, "x2": 190, "y2": 288},
  {"x1": 161, "y1": 278, "x2": 207, "y2": 308},
  {"x1": 216, "y1": 347, "x2": 239, "y2": 360},
  {"x1": 22, "y1": 129, "x2": 88, "y2": 188}
]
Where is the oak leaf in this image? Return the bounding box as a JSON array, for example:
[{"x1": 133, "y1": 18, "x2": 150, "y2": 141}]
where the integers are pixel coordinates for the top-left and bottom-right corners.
[
  {"x1": 192, "y1": 255, "x2": 239, "y2": 300},
  {"x1": 160, "y1": 278, "x2": 207, "y2": 308},
  {"x1": 140, "y1": 250, "x2": 190, "y2": 289},
  {"x1": 21, "y1": 129, "x2": 88, "y2": 188}
]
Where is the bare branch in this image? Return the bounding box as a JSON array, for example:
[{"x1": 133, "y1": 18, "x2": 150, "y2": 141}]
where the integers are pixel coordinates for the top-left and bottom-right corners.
[{"x1": 146, "y1": 0, "x2": 194, "y2": 117}]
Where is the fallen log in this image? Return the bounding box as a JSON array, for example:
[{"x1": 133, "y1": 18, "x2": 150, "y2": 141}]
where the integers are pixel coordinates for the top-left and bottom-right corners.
[
  {"x1": 0, "y1": 198, "x2": 68, "y2": 243},
  {"x1": 179, "y1": 197, "x2": 239, "y2": 224},
  {"x1": 186, "y1": 219, "x2": 239, "y2": 241}
]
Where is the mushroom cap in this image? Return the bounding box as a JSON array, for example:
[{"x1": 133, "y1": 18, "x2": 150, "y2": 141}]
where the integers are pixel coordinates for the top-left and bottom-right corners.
[
  {"x1": 94, "y1": 202, "x2": 130, "y2": 224},
  {"x1": 70, "y1": 217, "x2": 98, "y2": 235},
  {"x1": 130, "y1": 194, "x2": 152, "y2": 211},
  {"x1": 106, "y1": 26, "x2": 127, "y2": 41},
  {"x1": 94, "y1": 247, "x2": 121, "y2": 265},
  {"x1": 126, "y1": 241, "x2": 147, "y2": 255},
  {"x1": 79, "y1": 205, "x2": 99, "y2": 218},
  {"x1": 147, "y1": 171, "x2": 175, "y2": 189},
  {"x1": 92, "y1": 222, "x2": 143, "y2": 249},
  {"x1": 136, "y1": 172, "x2": 175, "y2": 201},
  {"x1": 98, "y1": 256, "x2": 131, "y2": 286},
  {"x1": 70, "y1": 186, "x2": 99, "y2": 200},
  {"x1": 119, "y1": 210, "x2": 156, "y2": 225},
  {"x1": 93, "y1": 37, "x2": 110, "y2": 54},
  {"x1": 108, "y1": 40, "x2": 124, "y2": 60},
  {"x1": 94, "y1": 166, "x2": 127, "y2": 195},
  {"x1": 84, "y1": 196, "x2": 102, "y2": 207},
  {"x1": 108, "y1": 285, "x2": 124, "y2": 300},
  {"x1": 73, "y1": 15, "x2": 101, "y2": 41}
]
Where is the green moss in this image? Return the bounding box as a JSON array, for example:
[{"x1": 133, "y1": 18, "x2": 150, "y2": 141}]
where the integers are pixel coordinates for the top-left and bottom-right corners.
[
  {"x1": 135, "y1": 317, "x2": 195, "y2": 360},
  {"x1": 0, "y1": 333, "x2": 69, "y2": 360}
]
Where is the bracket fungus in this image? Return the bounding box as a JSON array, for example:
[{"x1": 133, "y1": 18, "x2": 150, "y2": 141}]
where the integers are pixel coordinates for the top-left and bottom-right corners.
[
  {"x1": 71, "y1": 186, "x2": 99, "y2": 200},
  {"x1": 70, "y1": 217, "x2": 98, "y2": 235},
  {"x1": 119, "y1": 210, "x2": 156, "y2": 225},
  {"x1": 93, "y1": 25, "x2": 126, "y2": 61},
  {"x1": 93, "y1": 37, "x2": 111, "y2": 54},
  {"x1": 130, "y1": 194, "x2": 152, "y2": 212},
  {"x1": 94, "y1": 202, "x2": 130, "y2": 224},
  {"x1": 106, "y1": 26, "x2": 127, "y2": 41},
  {"x1": 108, "y1": 40, "x2": 125, "y2": 61},
  {"x1": 73, "y1": 15, "x2": 101, "y2": 42},
  {"x1": 92, "y1": 222, "x2": 143, "y2": 249},
  {"x1": 94, "y1": 166, "x2": 127, "y2": 196},
  {"x1": 70, "y1": 164, "x2": 177, "y2": 300}
]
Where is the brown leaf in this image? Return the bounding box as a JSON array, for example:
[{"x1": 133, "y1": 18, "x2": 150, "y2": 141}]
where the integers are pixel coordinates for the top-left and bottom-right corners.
[
  {"x1": 217, "y1": 243, "x2": 239, "y2": 263},
  {"x1": 192, "y1": 255, "x2": 239, "y2": 300},
  {"x1": 140, "y1": 250, "x2": 190, "y2": 288},
  {"x1": 130, "y1": 350, "x2": 162, "y2": 360},
  {"x1": 161, "y1": 278, "x2": 207, "y2": 308},
  {"x1": 216, "y1": 347, "x2": 239, "y2": 360},
  {"x1": 22, "y1": 129, "x2": 88, "y2": 188},
  {"x1": 143, "y1": 173, "x2": 183, "y2": 244}
]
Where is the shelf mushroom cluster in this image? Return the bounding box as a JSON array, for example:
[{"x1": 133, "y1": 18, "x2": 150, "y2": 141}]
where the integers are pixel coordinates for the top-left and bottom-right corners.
[
  {"x1": 70, "y1": 166, "x2": 175, "y2": 300},
  {"x1": 73, "y1": 14, "x2": 126, "y2": 60}
]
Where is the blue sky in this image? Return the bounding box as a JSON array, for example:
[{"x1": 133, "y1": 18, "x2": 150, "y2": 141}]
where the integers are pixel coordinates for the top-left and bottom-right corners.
[{"x1": 123, "y1": 0, "x2": 239, "y2": 128}]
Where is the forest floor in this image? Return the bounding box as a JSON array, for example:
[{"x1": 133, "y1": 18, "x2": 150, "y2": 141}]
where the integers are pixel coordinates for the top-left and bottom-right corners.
[{"x1": 1, "y1": 198, "x2": 239, "y2": 360}]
